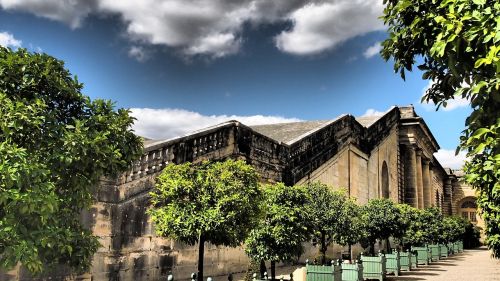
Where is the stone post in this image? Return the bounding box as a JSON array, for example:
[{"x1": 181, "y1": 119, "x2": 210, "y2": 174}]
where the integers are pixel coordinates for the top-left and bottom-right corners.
[
  {"x1": 415, "y1": 150, "x2": 424, "y2": 209},
  {"x1": 444, "y1": 178, "x2": 453, "y2": 215},
  {"x1": 403, "y1": 144, "x2": 418, "y2": 208},
  {"x1": 422, "y1": 158, "x2": 431, "y2": 208}
]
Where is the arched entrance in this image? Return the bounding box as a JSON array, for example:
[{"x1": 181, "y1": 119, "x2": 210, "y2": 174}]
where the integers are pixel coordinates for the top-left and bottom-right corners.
[
  {"x1": 381, "y1": 161, "x2": 389, "y2": 198},
  {"x1": 459, "y1": 197, "x2": 478, "y2": 224}
]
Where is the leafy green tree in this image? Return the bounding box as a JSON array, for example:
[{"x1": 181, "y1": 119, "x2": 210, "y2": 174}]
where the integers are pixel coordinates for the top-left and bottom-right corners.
[
  {"x1": 420, "y1": 207, "x2": 443, "y2": 244},
  {"x1": 148, "y1": 160, "x2": 261, "y2": 281},
  {"x1": 381, "y1": 0, "x2": 500, "y2": 256},
  {"x1": 305, "y1": 182, "x2": 349, "y2": 264},
  {"x1": 395, "y1": 204, "x2": 418, "y2": 248},
  {"x1": 245, "y1": 183, "x2": 311, "y2": 279},
  {"x1": 439, "y1": 216, "x2": 467, "y2": 244},
  {"x1": 361, "y1": 199, "x2": 404, "y2": 254},
  {"x1": 336, "y1": 198, "x2": 366, "y2": 261},
  {"x1": 0, "y1": 47, "x2": 143, "y2": 273}
]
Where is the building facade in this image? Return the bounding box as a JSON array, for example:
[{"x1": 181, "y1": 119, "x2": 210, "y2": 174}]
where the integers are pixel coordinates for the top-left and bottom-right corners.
[{"x1": 0, "y1": 106, "x2": 481, "y2": 281}]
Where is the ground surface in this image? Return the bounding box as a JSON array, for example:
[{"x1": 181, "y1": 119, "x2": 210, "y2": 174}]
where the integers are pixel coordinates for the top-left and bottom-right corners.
[{"x1": 387, "y1": 247, "x2": 500, "y2": 281}]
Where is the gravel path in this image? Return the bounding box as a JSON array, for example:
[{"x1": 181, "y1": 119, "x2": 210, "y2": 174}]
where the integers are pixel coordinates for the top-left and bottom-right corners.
[{"x1": 386, "y1": 247, "x2": 500, "y2": 281}]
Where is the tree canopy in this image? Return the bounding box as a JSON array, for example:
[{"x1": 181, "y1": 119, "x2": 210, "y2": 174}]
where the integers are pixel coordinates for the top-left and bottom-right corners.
[
  {"x1": 0, "y1": 47, "x2": 143, "y2": 273},
  {"x1": 149, "y1": 159, "x2": 261, "y2": 281},
  {"x1": 381, "y1": 0, "x2": 500, "y2": 256},
  {"x1": 245, "y1": 183, "x2": 311, "y2": 277},
  {"x1": 305, "y1": 182, "x2": 349, "y2": 264},
  {"x1": 361, "y1": 198, "x2": 404, "y2": 254}
]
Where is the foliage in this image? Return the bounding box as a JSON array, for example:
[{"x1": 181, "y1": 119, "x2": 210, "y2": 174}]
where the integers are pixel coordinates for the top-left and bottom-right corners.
[
  {"x1": 305, "y1": 182, "x2": 350, "y2": 263},
  {"x1": 0, "y1": 47, "x2": 143, "y2": 273},
  {"x1": 463, "y1": 220, "x2": 482, "y2": 248},
  {"x1": 149, "y1": 159, "x2": 261, "y2": 281},
  {"x1": 361, "y1": 199, "x2": 403, "y2": 253},
  {"x1": 149, "y1": 159, "x2": 261, "y2": 246},
  {"x1": 399, "y1": 207, "x2": 443, "y2": 246},
  {"x1": 395, "y1": 204, "x2": 419, "y2": 248},
  {"x1": 245, "y1": 183, "x2": 312, "y2": 264},
  {"x1": 336, "y1": 196, "x2": 366, "y2": 248},
  {"x1": 439, "y1": 216, "x2": 467, "y2": 244},
  {"x1": 381, "y1": 0, "x2": 500, "y2": 256}
]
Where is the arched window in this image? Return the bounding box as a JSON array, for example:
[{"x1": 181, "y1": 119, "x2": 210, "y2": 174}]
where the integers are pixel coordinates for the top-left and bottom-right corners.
[
  {"x1": 461, "y1": 200, "x2": 477, "y2": 209},
  {"x1": 381, "y1": 161, "x2": 389, "y2": 198},
  {"x1": 460, "y1": 198, "x2": 478, "y2": 223}
]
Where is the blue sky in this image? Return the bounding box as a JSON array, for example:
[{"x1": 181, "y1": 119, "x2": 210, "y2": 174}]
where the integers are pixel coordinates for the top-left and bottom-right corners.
[{"x1": 0, "y1": 0, "x2": 471, "y2": 168}]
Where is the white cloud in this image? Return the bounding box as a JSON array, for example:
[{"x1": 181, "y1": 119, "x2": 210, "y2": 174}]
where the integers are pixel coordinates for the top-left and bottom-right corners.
[
  {"x1": 130, "y1": 108, "x2": 301, "y2": 140},
  {"x1": 128, "y1": 45, "x2": 149, "y2": 62},
  {"x1": 434, "y1": 149, "x2": 467, "y2": 170},
  {"x1": 0, "y1": 0, "x2": 96, "y2": 28},
  {"x1": 363, "y1": 41, "x2": 381, "y2": 58},
  {"x1": 420, "y1": 80, "x2": 470, "y2": 111},
  {"x1": 0, "y1": 0, "x2": 386, "y2": 58},
  {"x1": 0, "y1": 31, "x2": 22, "y2": 48},
  {"x1": 359, "y1": 106, "x2": 394, "y2": 118},
  {"x1": 275, "y1": 0, "x2": 384, "y2": 55}
]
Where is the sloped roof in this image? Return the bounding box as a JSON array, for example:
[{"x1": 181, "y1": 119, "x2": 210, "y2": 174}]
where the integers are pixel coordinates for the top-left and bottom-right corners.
[
  {"x1": 355, "y1": 115, "x2": 384, "y2": 127},
  {"x1": 250, "y1": 120, "x2": 331, "y2": 144}
]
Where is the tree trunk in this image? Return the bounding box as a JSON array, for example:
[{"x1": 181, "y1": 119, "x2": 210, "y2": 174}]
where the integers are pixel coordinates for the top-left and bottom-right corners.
[
  {"x1": 271, "y1": 261, "x2": 276, "y2": 280},
  {"x1": 320, "y1": 231, "x2": 327, "y2": 264},
  {"x1": 198, "y1": 233, "x2": 205, "y2": 281},
  {"x1": 260, "y1": 260, "x2": 266, "y2": 278},
  {"x1": 348, "y1": 244, "x2": 352, "y2": 262},
  {"x1": 386, "y1": 238, "x2": 391, "y2": 253},
  {"x1": 370, "y1": 241, "x2": 375, "y2": 256}
]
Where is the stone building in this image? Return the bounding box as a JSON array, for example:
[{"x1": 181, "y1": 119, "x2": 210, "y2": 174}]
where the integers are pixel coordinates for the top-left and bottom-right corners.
[{"x1": 0, "y1": 105, "x2": 481, "y2": 281}]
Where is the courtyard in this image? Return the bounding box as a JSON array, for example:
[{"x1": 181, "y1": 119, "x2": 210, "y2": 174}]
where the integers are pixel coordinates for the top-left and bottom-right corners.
[{"x1": 386, "y1": 247, "x2": 500, "y2": 281}]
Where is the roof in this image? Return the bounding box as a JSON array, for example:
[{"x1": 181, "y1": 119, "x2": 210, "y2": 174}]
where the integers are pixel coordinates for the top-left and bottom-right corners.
[
  {"x1": 250, "y1": 120, "x2": 331, "y2": 144},
  {"x1": 355, "y1": 115, "x2": 384, "y2": 127}
]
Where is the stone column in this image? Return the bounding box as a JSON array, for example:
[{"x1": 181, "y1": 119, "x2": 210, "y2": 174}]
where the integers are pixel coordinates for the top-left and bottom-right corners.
[
  {"x1": 422, "y1": 158, "x2": 431, "y2": 208},
  {"x1": 403, "y1": 144, "x2": 418, "y2": 207},
  {"x1": 444, "y1": 178, "x2": 453, "y2": 215},
  {"x1": 429, "y1": 166, "x2": 435, "y2": 206},
  {"x1": 415, "y1": 149, "x2": 424, "y2": 209}
]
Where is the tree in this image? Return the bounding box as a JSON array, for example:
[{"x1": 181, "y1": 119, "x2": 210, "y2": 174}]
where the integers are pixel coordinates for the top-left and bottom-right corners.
[
  {"x1": 395, "y1": 204, "x2": 416, "y2": 249},
  {"x1": 148, "y1": 159, "x2": 261, "y2": 281},
  {"x1": 381, "y1": 0, "x2": 500, "y2": 256},
  {"x1": 305, "y1": 182, "x2": 348, "y2": 264},
  {"x1": 0, "y1": 47, "x2": 143, "y2": 273},
  {"x1": 245, "y1": 183, "x2": 311, "y2": 280},
  {"x1": 336, "y1": 197, "x2": 366, "y2": 261},
  {"x1": 361, "y1": 199, "x2": 403, "y2": 254}
]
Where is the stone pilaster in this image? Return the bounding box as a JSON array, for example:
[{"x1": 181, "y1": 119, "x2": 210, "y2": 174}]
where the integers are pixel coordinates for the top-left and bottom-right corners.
[
  {"x1": 416, "y1": 149, "x2": 424, "y2": 209},
  {"x1": 403, "y1": 144, "x2": 418, "y2": 207},
  {"x1": 422, "y1": 158, "x2": 431, "y2": 208},
  {"x1": 444, "y1": 178, "x2": 453, "y2": 215}
]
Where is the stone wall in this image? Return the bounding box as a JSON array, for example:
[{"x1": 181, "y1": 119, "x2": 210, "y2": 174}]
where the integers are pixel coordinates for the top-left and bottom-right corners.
[{"x1": 1, "y1": 106, "x2": 461, "y2": 281}]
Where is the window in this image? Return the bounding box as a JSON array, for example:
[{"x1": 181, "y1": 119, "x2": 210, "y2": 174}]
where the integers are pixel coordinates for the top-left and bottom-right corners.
[
  {"x1": 460, "y1": 198, "x2": 478, "y2": 224},
  {"x1": 381, "y1": 161, "x2": 389, "y2": 198},
  {"x1": 470, "y1": 212, "x2": 477, "y2": 222},
  {"x1": 462, "y1": 212, "x2": 468, "y2": 220},
  {"x1": 461, "y1": 200, "x2": 477, "y2": 209}
]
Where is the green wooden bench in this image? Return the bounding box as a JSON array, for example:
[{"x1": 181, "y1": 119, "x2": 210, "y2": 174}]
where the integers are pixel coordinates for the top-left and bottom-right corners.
[
  {"x1": 306, "y1": 260, "x2": 342, "y2": 281},
  {"x1": 341, "y1": 261, "x2": 363, "y2": 281},
  {"x1": 360, "y1": 253, "x2": 386, "y2": 281}
]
